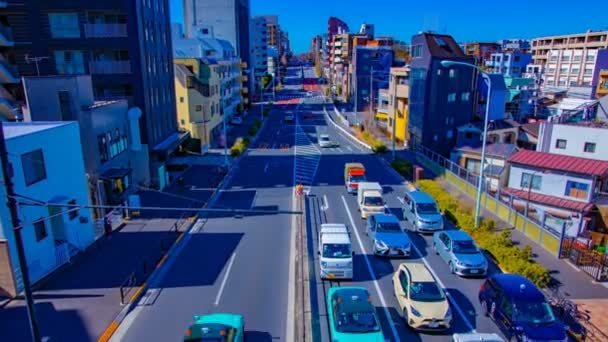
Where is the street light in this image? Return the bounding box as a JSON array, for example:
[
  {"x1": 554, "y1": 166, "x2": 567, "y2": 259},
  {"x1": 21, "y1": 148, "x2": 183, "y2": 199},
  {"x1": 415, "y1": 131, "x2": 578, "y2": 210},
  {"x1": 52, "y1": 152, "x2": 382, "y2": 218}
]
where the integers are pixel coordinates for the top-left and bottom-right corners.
[{"x1": 440, "y1": 60, "x2": 492, "y2": 228}]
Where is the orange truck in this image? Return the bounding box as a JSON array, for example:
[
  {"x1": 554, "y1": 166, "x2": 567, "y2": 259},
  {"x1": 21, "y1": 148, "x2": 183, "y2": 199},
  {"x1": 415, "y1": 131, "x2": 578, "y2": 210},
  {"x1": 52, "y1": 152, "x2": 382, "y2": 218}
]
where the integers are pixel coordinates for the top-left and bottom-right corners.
[{"x1": 344, "y1": 163, "x2": 366, "y2": 194}]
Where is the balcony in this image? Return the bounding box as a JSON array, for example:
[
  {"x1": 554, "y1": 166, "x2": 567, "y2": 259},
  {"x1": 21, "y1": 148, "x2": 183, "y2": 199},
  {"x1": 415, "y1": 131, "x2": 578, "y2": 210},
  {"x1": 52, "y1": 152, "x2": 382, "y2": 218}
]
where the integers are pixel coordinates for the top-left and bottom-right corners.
[
  {"x1": 84, "y1": 23, "x2": 127, "y2": 38},
  {"x1": 0, "y1": 24, "x2": 14, "y2": 47},
  {"x1": 333, "y1": 57, "x2": 342, "y2": 63},
  {"x1": 89, "y1": 60, "x2": 131, "y2": 74},
  {"x1": 0, "y1": 58, "x2": 19, "y2": 83}
]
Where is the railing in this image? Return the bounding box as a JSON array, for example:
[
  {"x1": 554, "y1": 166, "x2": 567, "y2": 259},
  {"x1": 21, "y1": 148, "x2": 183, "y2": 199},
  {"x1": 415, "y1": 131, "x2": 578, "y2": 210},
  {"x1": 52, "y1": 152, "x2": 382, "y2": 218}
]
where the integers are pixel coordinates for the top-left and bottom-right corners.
[
  {"x1": 0, "y1": 24, "x2": 13, "y2": 45},
  {"x1": 84, "y1": 23, "x2": 127, "y2": 38},
  {"x1": 560, "y1": 237, "x2": 608, "y2": 282},
  {"x1": 89, "y1": 60, "x2": 131, "y2": 74}
]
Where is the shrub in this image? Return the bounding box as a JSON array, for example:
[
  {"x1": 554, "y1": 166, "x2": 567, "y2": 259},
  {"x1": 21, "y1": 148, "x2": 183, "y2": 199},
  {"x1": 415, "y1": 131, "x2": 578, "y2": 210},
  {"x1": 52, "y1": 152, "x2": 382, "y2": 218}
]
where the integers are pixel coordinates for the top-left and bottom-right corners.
[
  {"x1": 355, "y1": 129, "x2": 387, "y2": 154},
  {"x1": 230, "y1": 137, "x2": 249, "y2": 157},
  {"x1": 263, "y1": 107, "x2": 270, "y2": 117},
  {"x1": 391, "y1": 160, "x2": 413, "y2": 178},
  {"x1": 248, "y1": 126, "x2": 258, "y2": 136},
  {"x1": 416, "y1": 179, "x2": 550, "y2": 288},
  {"x1": 372, "y1": 141, "x2": 387, "y2": 154}
]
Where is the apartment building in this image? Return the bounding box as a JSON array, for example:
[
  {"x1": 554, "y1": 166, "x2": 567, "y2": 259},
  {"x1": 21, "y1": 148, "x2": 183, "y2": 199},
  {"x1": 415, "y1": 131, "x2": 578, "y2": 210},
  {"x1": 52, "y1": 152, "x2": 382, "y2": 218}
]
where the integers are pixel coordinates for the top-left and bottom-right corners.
[
  {"x1": 531, "y1": 30, "x2": 608, "y2": 65},
  {"x1": 537, "y1": 121, "x2": 608, "y2": 160},
  {"x1": 0, "y1": 0, "x2": 179, "y2": 187},
  {"x1": 542, "y1": 48, "x2": 608, "y2": 88},
  {"x1": 387, "y1": 66, "x2": 409, "y2": 143},
  {"x1": 325, "y1": 16, "x2": 349, "y2": 74},
  {"x1": 499, "y1": 39, "x2": 531, "y2": 53},
  {"x1": 485, "y1": 52, "x2": 532, "y2": 77},
  {"x1": 262, "y1": 15, "x2": 282, "y2": 57},
  {"x1": 250, "y1": 16, "x2": 269, "y2": 93},
  {"x1": 462, "y1": 42, "x2": 501, "y2": 67},
  {"x1": 351, "y1": 46, "x2": 394, "y2": 112}
]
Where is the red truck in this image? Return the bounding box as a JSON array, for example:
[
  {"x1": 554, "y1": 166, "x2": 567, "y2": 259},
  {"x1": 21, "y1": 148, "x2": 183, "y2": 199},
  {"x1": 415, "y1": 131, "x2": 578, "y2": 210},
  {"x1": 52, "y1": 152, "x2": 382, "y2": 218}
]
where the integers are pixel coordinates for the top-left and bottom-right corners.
[{"x1": 344, "y1": 163, "x2": 366, "y2": 194}]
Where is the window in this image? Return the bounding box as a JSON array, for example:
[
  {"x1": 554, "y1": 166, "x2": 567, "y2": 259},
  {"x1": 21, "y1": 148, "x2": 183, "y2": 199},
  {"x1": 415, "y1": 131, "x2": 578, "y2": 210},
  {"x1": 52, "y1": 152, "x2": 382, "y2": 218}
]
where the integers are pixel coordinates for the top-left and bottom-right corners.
[
  {"x1": 180, "y1": 119, "x2": 185, "y2": 125},
  {"x1": 58, "y1": 91, "x2": 73, "y2": 120},
  {"x1": 449, "y1": 69, "x2": 455, "y2": 78},
  {"x1": 558, "y1": 80, "x2": 566, "y2": 86},
  {"x1": 573, "y1": 55, "x2": 582, "y2": 62},
  {"x1": 555, "y1": 139, "x2": 567, "y2": 149},
  {"x1": 584, "y1": 142, "x2": 596, "y2": 153},
  {"x1": 565, "y1": 181, "x2": 589, "y2": 199},
  {"x1": 98, "y1": 135, "x2": 108, "y2": 162},
  {"x1": 447, "y1": 93, "x2": 456, "y2": 102},
  {"x1": 461, "y1": 92, "x2": 470, "y2": 101},
  {"x1": 34, "y1": 220, "x2": 48, "y2": 242},
  {"x1": 571, "y1": 68, "x2": 579, "y2": 75},
  {"x1": 586, "y1": 54, "x2": 595, "y2": 62},
  {"x1": 68, "y1": 199, "x2": 78, "y2": 220},
  {"x1": 195, "y1": 105, "x2": 202, "y2": 111},
  {"x1": 521, "y1": 172, "x2": 542, "y2": 190},
  {"x1": 512, "y1": 67, "x2": 520, "y2": 74},
  {"x1": 411, "y1": 45, "x2": 423, "y2": 58},
  {"x1": 48, "y1": 13, "x2": 80, "y2": 38},
  {"x1": 21, "y1": 149, "x2": 46, "y2": 186},
  {"x1": 179, "y1": 96, "x2": 184, "y2": 103},
  {"x1": 54, "y1": 50, "x2": 85, "y2": 74},
  {"x1": 560, "y1": 67, "x2": 568, "y2": 75},
  {"x1": 514, "y1": 55, "x2": 521, "y2": 62},
  {"x1": 584, "y1": 68, "x2": 593, "y2": 75}
]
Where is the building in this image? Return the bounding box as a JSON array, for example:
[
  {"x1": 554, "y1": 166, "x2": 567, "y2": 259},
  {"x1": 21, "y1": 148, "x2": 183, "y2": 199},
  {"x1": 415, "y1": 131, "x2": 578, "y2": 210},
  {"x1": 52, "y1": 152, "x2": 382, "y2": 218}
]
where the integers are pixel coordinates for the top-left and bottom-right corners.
[
  {"x1": 531, "y1": 30, "x2": 608, "y2": 66},
  {"x1": 250, "y1": 16, "x2": 269, "y2": 93},
  {"x1": 325, "y1": 16, "x2": 349, "y2": 73},
  {"x1": 541, "y1": 48, "x2": 608, "y2": 89},
  {"x1": 504, "y1": 149, "x2": 608, "y2": 237},
  {"x1": 21, "y1": 75, "x2": 150, "y2": 217},
  {"x1": 261, "y1": 15, "x2": 282, "y2": 57},
  {"x1": 476, "y1": 74, "x2": 508, "y2": 121},
  {"x1": 328, "y1": 33, "x2": 364, "y2": 95},
  {"x1": 174, "y1": 60, "x2": 221, "y2": 152},
  {"x1": 499, "y1": 39, "x2": 531, "y2": 53},
  {"x1": 0, "y1": 121, "x2": 94, "y2": 297},
  {"x1": 386, "y1": 66, "x2": 409, "y2": 143},
  {"x1": 351, "y1": 46, "x2": 394, "y2": 113},
  {"x1": 486, "y1": 52, "x2": 532, "y2": 77},
  {"x1": 451, "y1": 143, "x2": 518, "y2": 191},
  {"x1": 280, "y1": 30, "x2": 291, "y2": 58},
  {"x1": 462, "y1": 42, "x2": 501, "y2": 67},
  {"x1": 359, "y1": 23, "x2": 375, "y2": 39},
  {"x1": 408, "y1": 33, "x2": 476, "y2": 155},
  {"x1": 0, "y1": 0, "x2": 179, "y2": 187},
  {"x1": 597, "y1": 69, "x2": 608, "y2": 98},
  {"x1": 537, "y1": 121, "x2": 608, "y2": 160},
  {"x1": 504, "y1": 76, "x2": 538, "y2": 121},
  {"x1": 182, "y1": 0, "x2": 250, "y2": 68}
]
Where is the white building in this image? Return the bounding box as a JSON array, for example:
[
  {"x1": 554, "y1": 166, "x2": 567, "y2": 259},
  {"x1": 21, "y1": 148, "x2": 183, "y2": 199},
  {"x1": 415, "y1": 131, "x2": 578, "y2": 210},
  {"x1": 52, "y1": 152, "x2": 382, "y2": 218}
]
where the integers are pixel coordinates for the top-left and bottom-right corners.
[
  {"x1": 504, "y1": 149, "x2": 608, "y2": 237},
  {"x1": 0, "y1": 122, "x2": 94, "y2": 297},
  {"x1": 542, "y1": 48, "x2": 608, "y2": 88},
  {"x1": 537, "y1": 121, "x2": 608, "y2": 161},
  {"x1": 250, "y1": 16, "x2": 269, "y2": 92}
]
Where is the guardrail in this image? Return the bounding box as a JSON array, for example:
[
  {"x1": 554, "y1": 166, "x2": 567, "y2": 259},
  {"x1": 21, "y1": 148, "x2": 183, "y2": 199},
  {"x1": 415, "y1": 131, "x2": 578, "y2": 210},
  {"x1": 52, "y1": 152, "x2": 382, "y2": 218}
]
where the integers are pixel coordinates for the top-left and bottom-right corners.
[{"x1": 323, "y1": 105, "x2": 371, "y2": 150}]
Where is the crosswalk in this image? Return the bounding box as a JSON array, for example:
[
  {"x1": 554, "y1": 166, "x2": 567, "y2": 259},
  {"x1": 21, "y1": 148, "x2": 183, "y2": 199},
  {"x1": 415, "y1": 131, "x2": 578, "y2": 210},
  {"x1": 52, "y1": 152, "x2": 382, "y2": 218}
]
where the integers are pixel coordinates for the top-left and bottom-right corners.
[{"x1": 293, "y1": 123, "x2": 321, "y2": 194}]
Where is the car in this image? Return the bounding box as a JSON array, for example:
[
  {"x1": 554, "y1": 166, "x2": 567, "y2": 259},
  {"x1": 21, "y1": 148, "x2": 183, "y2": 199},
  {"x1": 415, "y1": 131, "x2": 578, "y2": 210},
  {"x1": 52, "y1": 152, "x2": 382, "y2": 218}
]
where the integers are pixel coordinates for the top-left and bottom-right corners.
[
  {"x1": 366, "y1": 214, "x2": 412, "y2": 257},
  {"x1": 479, "y1": 274, "x2": 567, "y2": 342},
  {"x1": 318, "y1": 134, "x2": 336, "y2": 148},
  {"x1": 402, "y1": 191, "x2": 444, "y2": 233},
  {"x1": 452, "y1": 332, "x2": 504, "y2": 342},
  {"x1": 432, "y1": 230, "x2": 488, "y2": 276},
  {"x1": 307, "y1": 91, "x2": 314, "y2": 97},
  {"x1": 183, "y1": 313, "x2": 244, "y2": 342},
  {"x1": 230, "y1": 116, "x2": 243, "y2": 125},
  {"x1": 392, "y1": 262, "x2": 452, "y2": 331},
  {"x1": 327, "y1": 287, "x2": 386, "y2": 342},
  {"x1": 284, "y1": 113, "x2": 294, "y2": 123}
]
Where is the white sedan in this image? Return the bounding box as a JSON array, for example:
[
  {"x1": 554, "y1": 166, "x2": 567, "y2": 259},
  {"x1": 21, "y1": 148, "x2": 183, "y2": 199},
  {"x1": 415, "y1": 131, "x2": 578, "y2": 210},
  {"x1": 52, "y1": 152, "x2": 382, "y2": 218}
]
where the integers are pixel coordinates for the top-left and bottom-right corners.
[{"x1": 318, "y1": 134, "x2": 338, "y2": 148}]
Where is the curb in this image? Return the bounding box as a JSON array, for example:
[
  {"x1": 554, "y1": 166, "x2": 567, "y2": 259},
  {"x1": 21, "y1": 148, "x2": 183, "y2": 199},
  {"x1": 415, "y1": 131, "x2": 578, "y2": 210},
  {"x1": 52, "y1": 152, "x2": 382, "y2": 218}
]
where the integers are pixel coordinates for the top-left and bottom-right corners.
[
  {"x1": 97, "y1": 158, "x2": 240, "y2": 342},
  {"x1": 322, "y1": 105, "x2": 372, "y2": 151}
]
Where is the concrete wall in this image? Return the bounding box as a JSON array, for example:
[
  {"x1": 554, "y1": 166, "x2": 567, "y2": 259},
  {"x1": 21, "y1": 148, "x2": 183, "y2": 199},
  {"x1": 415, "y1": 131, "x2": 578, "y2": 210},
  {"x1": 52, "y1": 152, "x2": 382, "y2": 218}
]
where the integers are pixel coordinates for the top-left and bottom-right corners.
[
  {"x1": 507, "y1": 165, "x2": 593, "y2": 202},
  {"x1": 537, "y1": 122, "x2": 608, "y2": 160}
]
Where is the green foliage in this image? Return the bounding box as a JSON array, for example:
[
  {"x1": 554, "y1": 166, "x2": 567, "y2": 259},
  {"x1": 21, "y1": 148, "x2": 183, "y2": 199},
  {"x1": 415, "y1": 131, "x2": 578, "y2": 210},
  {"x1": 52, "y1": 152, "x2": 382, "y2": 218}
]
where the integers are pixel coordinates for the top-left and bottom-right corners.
[
  {"x1": 261, "y1": 74, "x2": 273, "y2": 89},
  {"x1": 356, "y1": 129, "x2": 387, "y2": 154},
  {"x1": 253, "y1": 119, "x2": 262, "y2": 129},
  {"x1": 230, "y1": 137, "x2": 249, "y2": 157},
  {"x1": 248, "y1": 126, "x2": 258, "y2": 137},
  {"x1": 337, "y1": 84, "x2": 342, "y2": 95},
  {"x1": 391, "y1": 160, "x2": 413, "y2": 178},
  {"x1": 416, "y1": 179, "x2": 551, "y2": 288},
  {"x1": 324, "y1": 87, "x2": 330, "y2": 96}
]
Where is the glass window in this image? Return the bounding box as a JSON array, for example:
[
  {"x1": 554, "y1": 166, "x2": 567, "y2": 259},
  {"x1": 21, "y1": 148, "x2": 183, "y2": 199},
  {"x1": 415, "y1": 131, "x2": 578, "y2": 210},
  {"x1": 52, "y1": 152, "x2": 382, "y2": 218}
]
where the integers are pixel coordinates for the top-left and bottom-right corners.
[
  {"x1": 48, "y1": 13, "x2": 80, "y2": 38},
  {"x1": 322, "y1": 243, "x2": 351, "y2": 259},
  {"x1": 54, "y1": 50, "x2": 85, "y2": 74},
  {"x1": 584, "y1": 142, "x2": 596, "y2": 153},
  {"x1": 21, "y1": 149, "x2": 47, "y2": 186},
  {"x1": 34, "y1": 220, "x2": 48, "y2": 241},
  {"x1": 376, "y1": 222, "x2": 401, "y2": 233},
  {"x1": 555, "y1": 139, "x2": 567, "y2": 149},
  {"x1": 565, "y1": 181, "x2": 589, "y2": 199},
  {"x1": 513, "y1": 300, "x2": 556, "y2": 325},
  {"x1": 447, "y1": 93, "x2": 456, "y2": 102},
  {"x1": 461, "y1": 92, "x2": 470, "y2": 101},
  {"x1": 521, "y1": 172, "x2": 542, "y2": 190},
  {"x1": 409, "y1": 281, "x2": 446, "y2": 302},
  {"x1": 449, "y1": 69, "x2": 455, "y2": 78}
]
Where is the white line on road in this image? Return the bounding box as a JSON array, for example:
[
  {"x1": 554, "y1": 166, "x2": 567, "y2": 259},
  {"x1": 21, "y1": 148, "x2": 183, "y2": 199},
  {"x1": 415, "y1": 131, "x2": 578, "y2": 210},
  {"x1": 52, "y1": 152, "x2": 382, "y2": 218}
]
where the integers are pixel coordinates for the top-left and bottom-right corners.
[
  {"x1": 336, "y1": 147, "x2": 343, "y2": 153},
  {"x1": 341, "y1": 196, "x2": 401, "y2": 342},
  {"x1": 264, "y1": 162, "x2": 269, "y2": 173},
  {"x1": 214, "y1": 252, "x2": 237, "y2": 306},
  {"x1": 321, "y1": 194, "x2": 329, "y2": 211},
  {"x1": 395, "y1": 198, "x2": 475, "y2": 332},
  {"x1": 346, "y1": 145, "x2": 353, "y2": 151}
]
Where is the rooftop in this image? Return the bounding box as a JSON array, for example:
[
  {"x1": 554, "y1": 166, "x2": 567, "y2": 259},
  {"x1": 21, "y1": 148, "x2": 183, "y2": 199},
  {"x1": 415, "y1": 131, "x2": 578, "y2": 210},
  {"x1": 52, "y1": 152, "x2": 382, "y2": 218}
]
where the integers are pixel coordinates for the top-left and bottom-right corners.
[
  {"x1": 502, "y1": 187, "x2": 594, "y2": 212},
  {"x1": 508, "y1": 149, "x2": 608, "y2": 177},
  {"x1": 87, "y1": 100, "x2": 122, "y2": 110},
  {"x1": 520, "y1": 122, "x2": 541, "y2": 137},
  {"x1": 491, "y1": 274, "x2": 545, "y2": 301},
  {"x1": 403, "y1": 262, "x2": 434, "y2": 282},
  {"x1": 422, "y1": 33, "x2": 467, "y2": 58},
  {"x1": 457, "y1": 143, "x2": 518, "y2": 159},
  {"x1": 3, "y1": 121, "x2": 73, "y2": 140}
]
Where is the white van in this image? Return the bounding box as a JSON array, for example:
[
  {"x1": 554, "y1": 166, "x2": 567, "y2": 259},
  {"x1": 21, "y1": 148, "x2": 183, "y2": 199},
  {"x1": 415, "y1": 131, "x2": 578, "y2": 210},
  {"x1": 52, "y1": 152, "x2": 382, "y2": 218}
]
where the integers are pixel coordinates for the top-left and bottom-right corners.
[
  {"x1": 318, "y1": 224, "x2": 353, "y2": 280},
  {"x1": 402, "y1": 190, "x2": 444, "y2": 233},
  {"x1": 357, "y1": 182, "x2": 384, "y2": 219}
]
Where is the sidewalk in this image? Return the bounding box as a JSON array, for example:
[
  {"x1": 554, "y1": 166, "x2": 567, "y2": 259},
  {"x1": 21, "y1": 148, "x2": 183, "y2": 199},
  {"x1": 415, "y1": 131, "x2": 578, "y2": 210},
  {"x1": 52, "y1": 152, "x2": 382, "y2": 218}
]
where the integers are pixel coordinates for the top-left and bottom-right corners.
[
  {"x1": 211, "y1": 103, "x2": 264, "y2": 151},
  {"x1": 0, "y1": 164, "x2": 226, "y2": 342}
]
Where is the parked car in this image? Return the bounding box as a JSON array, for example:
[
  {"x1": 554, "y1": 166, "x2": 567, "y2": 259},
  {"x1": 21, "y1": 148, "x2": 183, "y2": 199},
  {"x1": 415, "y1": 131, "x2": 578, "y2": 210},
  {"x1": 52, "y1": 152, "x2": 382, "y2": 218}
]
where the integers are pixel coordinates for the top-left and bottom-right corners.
[
  {"x1": 366, "y1": 214, "x2": 411, "y2": 257},
  {"x1": 452, "y1": 332, "x2": 504, "y2": 342},
  {"x1": 479, "y1": 274, "x2": 567, "y2": 342},
  {"x1": 318, "y1": 134, "x2": 338, "y2": 148},
  {"x1": 432, "y1": 230, "x2": 488, "y2": 276},
  {"x1": 183, "y1": 313, "x2": 244, "y2": 342},
  {"x1": 327, "y1": 287, "x2": 385, "y2": 341},
  {"x1": 392, "y1": 262, "x2": 452, "y2": 330},
  {"x1": 402, "y1": 190, "x2": 444, "y2": 233},
  {"x1": 230, "y1": 116, "x2": 243, "y2": 125}
]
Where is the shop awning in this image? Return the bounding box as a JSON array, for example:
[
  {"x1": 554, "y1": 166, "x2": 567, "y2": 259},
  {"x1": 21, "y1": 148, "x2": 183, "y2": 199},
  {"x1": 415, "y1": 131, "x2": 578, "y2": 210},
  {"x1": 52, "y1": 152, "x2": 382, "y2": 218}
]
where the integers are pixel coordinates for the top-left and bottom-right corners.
[{"x1": 375, "y1": 112, "x2": 389, "y2": 120}]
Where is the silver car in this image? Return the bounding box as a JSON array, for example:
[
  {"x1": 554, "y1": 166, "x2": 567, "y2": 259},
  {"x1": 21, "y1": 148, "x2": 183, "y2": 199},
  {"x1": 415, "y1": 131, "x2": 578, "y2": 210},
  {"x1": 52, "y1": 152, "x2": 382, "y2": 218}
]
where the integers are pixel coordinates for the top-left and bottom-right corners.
[{"x1": 432, "y1": 230, "x2": 487, "y2": 277}]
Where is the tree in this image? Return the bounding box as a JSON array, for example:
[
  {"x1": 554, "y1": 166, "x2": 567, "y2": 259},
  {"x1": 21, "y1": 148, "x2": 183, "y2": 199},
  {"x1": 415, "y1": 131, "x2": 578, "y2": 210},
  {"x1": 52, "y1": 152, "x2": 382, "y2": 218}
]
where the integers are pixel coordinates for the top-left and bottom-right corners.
[{"x1": 261, "y1": 74, "x2": 273, "y2": 89}]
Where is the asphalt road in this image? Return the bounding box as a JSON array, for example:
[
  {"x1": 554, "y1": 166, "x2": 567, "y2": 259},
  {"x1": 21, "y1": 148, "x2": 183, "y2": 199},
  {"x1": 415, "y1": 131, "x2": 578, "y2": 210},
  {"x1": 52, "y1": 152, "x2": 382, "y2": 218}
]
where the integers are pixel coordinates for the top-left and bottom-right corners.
[
  {"x1": 111, "y1": 67, "x2": 306, "y2": 342},
  {"x1": 299, "y1": 67, "x2": 509, "y2": 342}
]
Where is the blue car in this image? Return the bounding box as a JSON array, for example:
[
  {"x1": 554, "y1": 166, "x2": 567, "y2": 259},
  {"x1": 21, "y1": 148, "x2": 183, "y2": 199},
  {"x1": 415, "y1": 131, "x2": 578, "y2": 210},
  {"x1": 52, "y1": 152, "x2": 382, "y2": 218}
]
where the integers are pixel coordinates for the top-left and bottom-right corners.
[
  {"x1": 365, "y1": 214, "x2": 412, "y2": 257},
  {"x1": 479, "y1": 274, "x2": 567, "y2": 342}
]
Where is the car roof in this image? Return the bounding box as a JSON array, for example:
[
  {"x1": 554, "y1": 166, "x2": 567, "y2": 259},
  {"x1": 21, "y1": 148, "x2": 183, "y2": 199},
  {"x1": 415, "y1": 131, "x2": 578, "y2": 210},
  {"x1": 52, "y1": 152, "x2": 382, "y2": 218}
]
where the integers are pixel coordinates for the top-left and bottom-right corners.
[
  {"x1": 320, "y1": 224, "x2": 350, "y2": 243},
  {"x1": 372, "y1": 214, "x2": 399, "y2": 223},
  {"x1": 406, "y1": 191, "x2": 436, "y2": 203},
  {"x1": 490, "y1": 274, "x2": 545, "y2": 301},
  {"x1": 452, "y1": 332, "x2": 504, "y2": 342},
  {"x1": 401, "y1": 262, "x2": 434, "y2": 282},
  {"x1": 442, "y1": 230, "x2": 473, "y2": 241},
  {"x1": 320, "y1": 134, "x2": 329, "y2": 138},
  {"x1": 330, "y1": 287, "x2": 374, "y2": 313}
]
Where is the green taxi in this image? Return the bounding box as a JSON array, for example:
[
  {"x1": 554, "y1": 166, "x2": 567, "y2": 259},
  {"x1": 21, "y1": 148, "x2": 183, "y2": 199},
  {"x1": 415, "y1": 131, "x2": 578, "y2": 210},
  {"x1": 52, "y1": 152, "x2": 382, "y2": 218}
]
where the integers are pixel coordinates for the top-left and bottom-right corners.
[
  {"x1": 183, "y1": 313, "x2": 244, "y2": 342},
  {"x1": 327, "y1": 287, "x2": 386, "y2": 341}
]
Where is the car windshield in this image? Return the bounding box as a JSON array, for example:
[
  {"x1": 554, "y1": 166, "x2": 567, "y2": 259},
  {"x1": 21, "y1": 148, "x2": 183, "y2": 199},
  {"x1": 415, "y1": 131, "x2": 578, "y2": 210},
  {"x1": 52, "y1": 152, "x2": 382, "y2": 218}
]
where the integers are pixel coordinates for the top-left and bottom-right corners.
[
  {"x1": 513, "y1": 300, "x2": 556, "y2": 325},
  {"x1": 364, "y1": 196, "x2": 383, "y2": 207},
  {"x1": 416, "y1": 202, "x2": 438, "y2": 214},
  {"x1": 320, "y1": 136, "x2": 330, "y2": 141},
  {"x1": 376, "y1": 222, "x2": 401, "y2": 233},
  {"x1": 336, "y1": 311, "x2": 380, "y2": 333},
  {"x1": 322, "y1": 243, "x2": 351, "y2": 259},
  {"x1": 452, "y1": 240, "x2": 479, "y2": 254},
  {"x1": 409, "y1": 281, "x2": 446, "y2": 302},
  {"x1": 349, "y1": 175, "x2": 365, "y2": 183}
]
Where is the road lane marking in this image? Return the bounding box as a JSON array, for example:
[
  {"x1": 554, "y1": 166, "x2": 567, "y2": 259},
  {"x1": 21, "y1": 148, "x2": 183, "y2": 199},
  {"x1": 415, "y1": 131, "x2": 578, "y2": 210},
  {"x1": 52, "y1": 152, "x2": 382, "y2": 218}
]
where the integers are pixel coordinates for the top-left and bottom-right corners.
[
  {"x1": 264, "y1": 162, "x2": 269, "y2": 173},
  {"x1": 341, "y1": 196, "x2": 401, "y2": 342},
  {"x1": 395, "y1": 197, "x2": 475, "y2": 332},
  {"x1": 214, "y1": 252, "x2": 237, "y2": 306},
  {"x1": 346, "y1": 145, "x2": 353, "y2": 151},
  {"x1": 321, "y1": 194, "x2": 329, "y2": 211}
]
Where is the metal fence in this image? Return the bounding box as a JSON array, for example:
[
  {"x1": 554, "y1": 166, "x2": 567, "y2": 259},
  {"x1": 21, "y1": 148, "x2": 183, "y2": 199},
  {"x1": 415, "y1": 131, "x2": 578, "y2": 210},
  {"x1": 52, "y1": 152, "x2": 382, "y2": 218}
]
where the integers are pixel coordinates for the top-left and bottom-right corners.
[
  {"x1": 414, "y1": 145, "x2": 566, "y2": 256},
  {"x1": 560, "y1": 237, "x2": 608, "y2": 282}
]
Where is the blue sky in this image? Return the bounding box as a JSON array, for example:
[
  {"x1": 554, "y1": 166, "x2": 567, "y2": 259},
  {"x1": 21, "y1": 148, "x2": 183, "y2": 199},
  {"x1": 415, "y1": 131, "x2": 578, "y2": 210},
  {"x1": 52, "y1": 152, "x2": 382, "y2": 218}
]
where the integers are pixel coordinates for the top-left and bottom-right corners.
[{"x1": 171, "y1": 0, "x2": 608, "y2": 54}]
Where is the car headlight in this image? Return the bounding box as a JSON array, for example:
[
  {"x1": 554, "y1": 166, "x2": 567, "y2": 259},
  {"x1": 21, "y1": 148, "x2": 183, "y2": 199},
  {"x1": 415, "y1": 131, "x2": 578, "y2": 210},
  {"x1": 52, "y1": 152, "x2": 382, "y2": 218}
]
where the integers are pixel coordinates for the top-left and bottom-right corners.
[
  {"x1": 456, "y1": 259, "x2": 465, "y2": 266},
  {"x1": 375, "y1": 240, "x2": 388, "y2": 250},
  {"x1": 410, "y1": 306, "x2": 422, "y2": 317},
  {"x1": 445, "y1": 307, "x2": 452, "y2": 320},
  {"x1": 321, "y1": 261, "x2": 327, "y2": 268}
]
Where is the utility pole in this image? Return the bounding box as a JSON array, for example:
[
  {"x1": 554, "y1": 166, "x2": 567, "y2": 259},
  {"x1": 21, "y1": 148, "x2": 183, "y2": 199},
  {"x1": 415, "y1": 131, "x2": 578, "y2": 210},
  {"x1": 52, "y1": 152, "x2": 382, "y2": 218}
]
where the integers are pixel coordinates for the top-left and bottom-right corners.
[
  {"x1": 369, "y1": 66, "x2": 374, "y2": 127},
  {"x1": 0, "y1": 121, "x2": 42, "y2": 342},
  {"x1": 392, "y1": 76, "x2": 398, "y2": 161}
]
